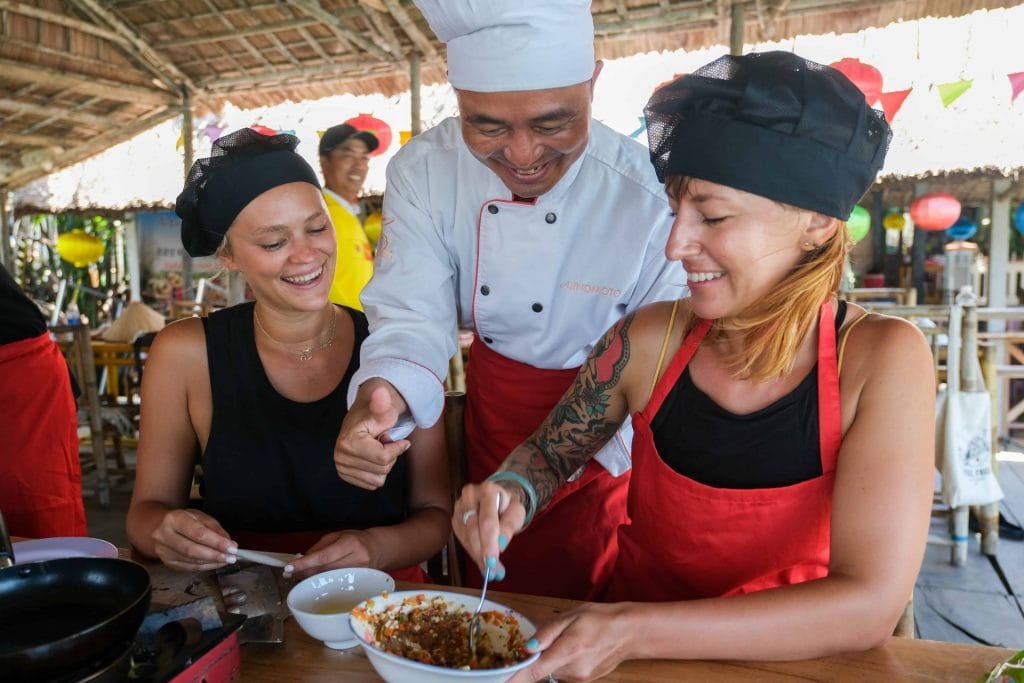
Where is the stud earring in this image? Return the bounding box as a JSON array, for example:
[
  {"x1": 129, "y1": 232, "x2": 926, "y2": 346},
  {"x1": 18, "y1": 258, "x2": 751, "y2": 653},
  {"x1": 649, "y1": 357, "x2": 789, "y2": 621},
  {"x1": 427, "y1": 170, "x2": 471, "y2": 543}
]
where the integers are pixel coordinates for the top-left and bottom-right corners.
[{"x1": 803, "y1": 241, "x2": 814, "y2": 249}]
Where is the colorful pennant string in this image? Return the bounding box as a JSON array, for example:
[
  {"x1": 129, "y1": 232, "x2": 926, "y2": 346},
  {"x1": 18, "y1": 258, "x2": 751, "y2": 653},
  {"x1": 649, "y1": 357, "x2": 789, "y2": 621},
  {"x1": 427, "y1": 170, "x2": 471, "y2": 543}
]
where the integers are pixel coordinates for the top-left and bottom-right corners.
[
  {"x1": 880, "y1": 89, "x2": 912, "y2": 123},
  {"x1": 937, "y1": 80, "x2": 973, "y2": 107},
  {"x1": 1010, "y1": 72, "x2": 1024, "y2": 103}
]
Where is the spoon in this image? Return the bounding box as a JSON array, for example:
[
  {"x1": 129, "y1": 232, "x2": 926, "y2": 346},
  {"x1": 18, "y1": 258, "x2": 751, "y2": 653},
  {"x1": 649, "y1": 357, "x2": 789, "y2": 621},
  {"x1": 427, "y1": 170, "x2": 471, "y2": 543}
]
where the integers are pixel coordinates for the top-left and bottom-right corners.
[{"x1": 468, "y1": 494, "x2": 501, "y2": 657}]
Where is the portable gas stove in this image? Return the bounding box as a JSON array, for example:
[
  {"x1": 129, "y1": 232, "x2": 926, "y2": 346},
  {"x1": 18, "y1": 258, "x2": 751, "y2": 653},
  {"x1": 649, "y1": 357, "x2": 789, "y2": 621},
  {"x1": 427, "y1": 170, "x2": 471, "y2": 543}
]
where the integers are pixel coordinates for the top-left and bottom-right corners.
[{"x1": 55, "y1": 597, "x2": 245, "y2": 683}]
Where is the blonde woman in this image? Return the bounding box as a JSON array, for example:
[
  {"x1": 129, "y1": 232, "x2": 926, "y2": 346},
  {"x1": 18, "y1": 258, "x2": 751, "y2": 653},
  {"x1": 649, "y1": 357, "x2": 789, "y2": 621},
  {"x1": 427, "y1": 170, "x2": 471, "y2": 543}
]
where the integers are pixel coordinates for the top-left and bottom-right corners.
[{"x1": 127, "y1": 129, "x2": 450, "y2": 582}]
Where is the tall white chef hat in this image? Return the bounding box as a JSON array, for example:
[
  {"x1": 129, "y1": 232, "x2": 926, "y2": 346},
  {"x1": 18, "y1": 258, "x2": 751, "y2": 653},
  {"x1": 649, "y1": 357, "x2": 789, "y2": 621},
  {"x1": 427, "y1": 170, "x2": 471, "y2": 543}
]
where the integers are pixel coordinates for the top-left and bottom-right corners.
[{"x1": 414, "y1": 0, "x2": 595, "y2": 92}]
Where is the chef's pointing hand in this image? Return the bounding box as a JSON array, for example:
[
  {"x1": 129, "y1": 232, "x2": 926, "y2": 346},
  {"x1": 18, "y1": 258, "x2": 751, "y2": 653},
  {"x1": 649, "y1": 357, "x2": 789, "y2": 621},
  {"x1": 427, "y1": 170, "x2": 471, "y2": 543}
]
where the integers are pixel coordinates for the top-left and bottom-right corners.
[{"x1": 334, "y1": 380, "x2": 411, "y2": 490}]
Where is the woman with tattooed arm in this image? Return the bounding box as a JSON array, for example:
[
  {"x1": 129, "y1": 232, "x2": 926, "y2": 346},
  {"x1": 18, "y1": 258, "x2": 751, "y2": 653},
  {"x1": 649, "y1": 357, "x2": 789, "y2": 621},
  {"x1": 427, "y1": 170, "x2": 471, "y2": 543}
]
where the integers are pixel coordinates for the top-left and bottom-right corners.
[{"x1": 452, "y1": 52, "x2": 935, "y2": 682}]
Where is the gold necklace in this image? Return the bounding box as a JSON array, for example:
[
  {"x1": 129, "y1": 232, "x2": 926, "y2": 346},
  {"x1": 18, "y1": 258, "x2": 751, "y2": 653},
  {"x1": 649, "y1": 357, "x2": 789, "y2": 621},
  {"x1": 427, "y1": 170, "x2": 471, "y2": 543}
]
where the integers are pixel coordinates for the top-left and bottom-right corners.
[{"x1": 253, "y1": 305, "x2": 337, "y2": 361}]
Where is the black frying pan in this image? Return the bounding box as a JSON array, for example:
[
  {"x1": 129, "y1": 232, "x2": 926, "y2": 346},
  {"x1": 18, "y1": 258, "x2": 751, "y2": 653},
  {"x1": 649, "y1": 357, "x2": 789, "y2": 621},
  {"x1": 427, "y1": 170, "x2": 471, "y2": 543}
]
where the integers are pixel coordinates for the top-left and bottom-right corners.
[{"x1": 0, "y1": 510, "x2": 151, "y2": 682}]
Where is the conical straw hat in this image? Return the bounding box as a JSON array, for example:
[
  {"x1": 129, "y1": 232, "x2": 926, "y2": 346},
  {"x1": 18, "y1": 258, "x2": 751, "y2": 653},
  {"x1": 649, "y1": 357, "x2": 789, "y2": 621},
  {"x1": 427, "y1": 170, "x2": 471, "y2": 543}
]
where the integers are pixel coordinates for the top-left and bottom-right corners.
[{"x1": 101, "y1": 301, "x2": 166, "y2": 342}]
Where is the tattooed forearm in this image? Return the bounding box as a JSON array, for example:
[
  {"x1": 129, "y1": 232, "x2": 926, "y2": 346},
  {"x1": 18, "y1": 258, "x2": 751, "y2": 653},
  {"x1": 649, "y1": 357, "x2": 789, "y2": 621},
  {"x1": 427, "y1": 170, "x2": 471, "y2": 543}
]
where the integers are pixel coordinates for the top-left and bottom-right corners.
[{"x1": 503, "y1": 315, "x2": 635, "y2": 511}]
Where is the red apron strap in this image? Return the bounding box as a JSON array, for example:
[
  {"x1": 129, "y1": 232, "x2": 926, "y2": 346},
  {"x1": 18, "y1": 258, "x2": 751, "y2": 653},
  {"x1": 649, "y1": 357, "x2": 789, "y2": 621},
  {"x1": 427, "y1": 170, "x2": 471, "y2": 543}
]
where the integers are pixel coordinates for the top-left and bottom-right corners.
[
  {"x1": 816, "y1": 301, "x2": 842, "y2": 473},
  {"x1": 642, "y1": 318, "x2": 712, "y2": 421}
]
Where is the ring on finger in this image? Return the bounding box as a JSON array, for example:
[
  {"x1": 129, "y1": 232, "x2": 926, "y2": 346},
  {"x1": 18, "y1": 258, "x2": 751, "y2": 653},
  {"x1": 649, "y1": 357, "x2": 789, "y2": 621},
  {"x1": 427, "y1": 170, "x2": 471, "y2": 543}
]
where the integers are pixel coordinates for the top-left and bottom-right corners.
[{"x1": 462, "y1": 508, "x2": 477, "y2": 525}]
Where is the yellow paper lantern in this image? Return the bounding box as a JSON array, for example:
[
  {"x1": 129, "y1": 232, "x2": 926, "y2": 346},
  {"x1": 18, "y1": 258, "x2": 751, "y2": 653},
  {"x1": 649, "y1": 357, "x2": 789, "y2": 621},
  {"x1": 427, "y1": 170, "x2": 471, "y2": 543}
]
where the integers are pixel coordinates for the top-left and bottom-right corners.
[
  {"x1": 56, "y1": 229, "x2": 105, "y2": 267},
  {"x1": 363, "y1": 211, "x2": 382, "y2": 248},
  {"x1": 883, "y1": 212, "x2": 906, "y2": 231}
]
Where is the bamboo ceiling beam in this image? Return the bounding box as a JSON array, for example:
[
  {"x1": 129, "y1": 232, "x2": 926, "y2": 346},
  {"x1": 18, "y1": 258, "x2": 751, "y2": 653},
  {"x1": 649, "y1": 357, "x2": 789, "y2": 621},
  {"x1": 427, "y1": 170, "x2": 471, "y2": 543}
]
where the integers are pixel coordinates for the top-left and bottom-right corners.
[
  {"x1": 0, "y1": 0, "x2": 127, "y2": 46},
  {"x1": 381, "y1": 0, "x2": 437, "y2": 58},
  {"x1": 0, "y1": 59, "x2": 177, "y2": 107},
  {"x1": 594, "y1": 7, "x2": 718, "y2": 34},
  {"x1": 197, "y1": 0, "x2": 273, "y2": 73},
  {"x1": 0, "y1": 131, "x2": 64, "y2": 148},
  {"x1": 136, "y1": 3, "x2": 363, "y2": 32},
  {"x1": 199, "y1": 60, "x2": 400, "y2": 92},
  {"x1": 157, "y1": 18, "x2": 321, "y2": 48},
  {"x1": 0, "y1": 98, "x2": 113, "y2": 130},
  {"x1": 297, "y1": 25, "x2": 332, "y2": 63},
  {"x1": 361, "y1": 5, "x2": 405, "y2": 58},
  {"x1": 1, "y1": 107, "x2": 177, "y2": 190},
  {"x1": 67, "y1": 0, "x2": 198, "y2": 94},
  {"x1": 284, "y1": 0, "x2": 393, "y2": 61}
]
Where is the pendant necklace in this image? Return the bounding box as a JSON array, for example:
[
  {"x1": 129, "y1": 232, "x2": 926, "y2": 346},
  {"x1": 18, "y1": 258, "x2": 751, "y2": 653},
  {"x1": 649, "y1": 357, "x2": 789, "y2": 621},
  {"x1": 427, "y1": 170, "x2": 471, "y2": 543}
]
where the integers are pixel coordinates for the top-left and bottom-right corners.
[{"x1": 253, "y1": 305, "x2": 336, "y2": 361}]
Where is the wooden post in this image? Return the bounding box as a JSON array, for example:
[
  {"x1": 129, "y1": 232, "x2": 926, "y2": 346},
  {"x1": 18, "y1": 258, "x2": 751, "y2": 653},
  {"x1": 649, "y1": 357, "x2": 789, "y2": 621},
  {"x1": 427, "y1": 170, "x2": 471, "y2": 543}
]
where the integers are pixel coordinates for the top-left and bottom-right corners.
[
  {"x1": 872, "y1": 189, "x2": 885, "y2": 281},
  {"x1": 911, "y1": 182, "x2": 928, "y2": 303},
  {"x1": 181, "y1": 88, "x2": 195, "y2": 298},
  {"x1": 409, "y1": 52, "x2": 422, "y2": 136},
  {"x1": 730, "y1": 1, "x2": 745, "y2": 56},
  {"x1": 0, "y1": 188, "x2": 10, "y2": 269},
  {"x1": 124, "y1": 213, "x2": 142, "y2": 302}
]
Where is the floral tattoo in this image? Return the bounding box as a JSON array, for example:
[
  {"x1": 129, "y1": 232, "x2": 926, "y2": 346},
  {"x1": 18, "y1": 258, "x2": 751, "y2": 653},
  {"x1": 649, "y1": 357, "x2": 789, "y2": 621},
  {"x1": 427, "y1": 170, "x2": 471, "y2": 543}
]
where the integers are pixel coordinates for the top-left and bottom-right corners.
[{"x1": 504, "y1": 314, "x2": 635, "y2": 510}]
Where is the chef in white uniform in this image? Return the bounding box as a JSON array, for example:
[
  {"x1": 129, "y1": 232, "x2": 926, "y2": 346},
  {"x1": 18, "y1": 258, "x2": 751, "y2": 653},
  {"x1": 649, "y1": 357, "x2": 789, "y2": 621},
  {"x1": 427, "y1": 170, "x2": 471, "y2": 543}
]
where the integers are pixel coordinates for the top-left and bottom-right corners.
[{"x1": 334, "y1": 0, "x2": 684, "y2": 600}]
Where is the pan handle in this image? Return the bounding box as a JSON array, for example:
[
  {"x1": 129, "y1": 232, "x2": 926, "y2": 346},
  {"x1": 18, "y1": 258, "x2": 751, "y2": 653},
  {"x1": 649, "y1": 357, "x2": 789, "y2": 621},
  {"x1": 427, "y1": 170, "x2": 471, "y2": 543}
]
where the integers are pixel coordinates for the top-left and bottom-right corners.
[{"x1": 0, "y1": 509, "x2": 15, "y2": 568}]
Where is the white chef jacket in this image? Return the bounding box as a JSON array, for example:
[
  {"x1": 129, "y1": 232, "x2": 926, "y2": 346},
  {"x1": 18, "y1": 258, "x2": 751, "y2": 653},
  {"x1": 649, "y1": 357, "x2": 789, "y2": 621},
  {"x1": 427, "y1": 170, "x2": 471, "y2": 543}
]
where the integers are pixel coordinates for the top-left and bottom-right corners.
[{"x1": 352, "y1": 116, "x2": 685, "y2": 474}]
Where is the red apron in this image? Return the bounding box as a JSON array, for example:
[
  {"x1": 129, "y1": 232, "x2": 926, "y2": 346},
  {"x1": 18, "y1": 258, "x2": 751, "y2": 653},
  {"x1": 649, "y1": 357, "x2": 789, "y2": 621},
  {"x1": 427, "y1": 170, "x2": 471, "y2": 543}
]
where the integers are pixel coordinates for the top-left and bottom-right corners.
[
  {"x1": 463, "y1": 337, "x2": 630, "y2": 600},
  {"x1": 0, "y1": 332, "x2": 87, "y2": 538},
  {"x1": 606, "y1": 302, "x2": 841, "y2": 601},
  {"x1": 229, "y1": 529, "x2": 430, "y2": 583}
]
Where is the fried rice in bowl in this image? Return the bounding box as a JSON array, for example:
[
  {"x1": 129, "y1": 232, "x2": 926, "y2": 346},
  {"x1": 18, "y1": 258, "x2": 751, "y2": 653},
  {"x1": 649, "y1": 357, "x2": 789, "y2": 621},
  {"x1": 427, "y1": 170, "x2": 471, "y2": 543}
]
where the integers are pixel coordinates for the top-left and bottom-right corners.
[{"x1": 349, "y1": 589, "x2": 540, "y2": 682}]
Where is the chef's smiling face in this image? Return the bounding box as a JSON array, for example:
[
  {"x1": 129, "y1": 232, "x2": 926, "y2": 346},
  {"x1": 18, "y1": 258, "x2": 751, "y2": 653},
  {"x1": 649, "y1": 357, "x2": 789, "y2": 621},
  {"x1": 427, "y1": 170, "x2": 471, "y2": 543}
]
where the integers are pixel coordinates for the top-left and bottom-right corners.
[{"x1": 456, "y1": 63, "x2": 601, "y2": 199}]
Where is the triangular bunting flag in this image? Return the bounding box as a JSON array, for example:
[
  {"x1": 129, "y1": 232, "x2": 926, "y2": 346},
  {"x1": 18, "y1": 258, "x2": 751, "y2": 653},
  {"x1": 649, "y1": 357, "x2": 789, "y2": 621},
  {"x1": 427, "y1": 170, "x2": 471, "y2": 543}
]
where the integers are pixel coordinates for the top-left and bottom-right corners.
[
  {"x1": 1009, "y1": 72, "x2": 1024, "y2": 103},
  {"x1": 937, "y1": 79, "x2": 973, "y2": 107},
  {"x1": 880, "y1": 89, "x2": 912, "y2": 123}
]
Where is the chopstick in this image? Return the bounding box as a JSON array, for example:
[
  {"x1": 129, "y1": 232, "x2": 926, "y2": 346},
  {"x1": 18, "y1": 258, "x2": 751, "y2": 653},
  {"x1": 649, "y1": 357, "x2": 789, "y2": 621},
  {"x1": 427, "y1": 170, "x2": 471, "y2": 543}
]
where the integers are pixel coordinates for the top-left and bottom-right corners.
[{"x1": 233, "y1": 548, "x2": 299, "y2": 568}]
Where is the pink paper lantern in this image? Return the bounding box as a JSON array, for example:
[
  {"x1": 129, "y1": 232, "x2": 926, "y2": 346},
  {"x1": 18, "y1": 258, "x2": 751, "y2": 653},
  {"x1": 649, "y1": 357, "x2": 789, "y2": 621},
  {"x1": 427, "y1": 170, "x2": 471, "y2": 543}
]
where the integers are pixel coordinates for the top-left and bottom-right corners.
[
  {"x1": 345, "y1": 113, "x2": 392, "y2": 157},
  {"x1": 910, "y1": 193, "x2": 961, "y2": 231},
  {"x1": 830, "y1": 58, "x2": 883, "y2": 106}
]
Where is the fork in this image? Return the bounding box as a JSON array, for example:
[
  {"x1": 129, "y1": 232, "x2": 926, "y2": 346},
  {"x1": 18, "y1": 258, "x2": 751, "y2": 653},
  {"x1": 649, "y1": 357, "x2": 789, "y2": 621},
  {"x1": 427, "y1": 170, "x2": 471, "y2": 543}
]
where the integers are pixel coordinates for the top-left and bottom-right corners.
[{"x1": 468, "y1": 494, "x2": 501, "y2": 656}]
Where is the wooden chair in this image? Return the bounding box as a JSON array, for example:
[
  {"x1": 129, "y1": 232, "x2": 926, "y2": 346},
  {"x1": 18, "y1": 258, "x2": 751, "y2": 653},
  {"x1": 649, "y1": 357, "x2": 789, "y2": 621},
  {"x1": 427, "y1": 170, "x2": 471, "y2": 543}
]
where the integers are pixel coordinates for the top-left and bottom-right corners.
[
  {"x1": 427, "y1": 390, "x2": 468, "y2": 586},
  {"x1": 169, "y1": 300, "x2": 212, "y2": 320},
  {"x1": 52, "y1": 325, "x2": 116, "y2": 508}
]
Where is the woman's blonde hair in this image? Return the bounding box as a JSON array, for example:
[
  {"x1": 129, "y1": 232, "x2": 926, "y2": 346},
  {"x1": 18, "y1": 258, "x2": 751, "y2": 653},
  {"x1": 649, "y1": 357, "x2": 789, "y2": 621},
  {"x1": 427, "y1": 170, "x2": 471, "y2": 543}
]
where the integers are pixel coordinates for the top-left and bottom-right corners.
[{"x1": 666, "y1": 175, "x2": 850, "y2": 382}]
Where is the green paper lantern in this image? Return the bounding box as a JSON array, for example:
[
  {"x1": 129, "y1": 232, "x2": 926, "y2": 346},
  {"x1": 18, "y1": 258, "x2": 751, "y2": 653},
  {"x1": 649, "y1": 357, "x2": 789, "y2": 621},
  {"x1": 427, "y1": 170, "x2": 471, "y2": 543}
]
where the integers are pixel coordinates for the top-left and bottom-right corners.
[{"x1": 846, "y1": 205, "x2": 871, "y2": 243}]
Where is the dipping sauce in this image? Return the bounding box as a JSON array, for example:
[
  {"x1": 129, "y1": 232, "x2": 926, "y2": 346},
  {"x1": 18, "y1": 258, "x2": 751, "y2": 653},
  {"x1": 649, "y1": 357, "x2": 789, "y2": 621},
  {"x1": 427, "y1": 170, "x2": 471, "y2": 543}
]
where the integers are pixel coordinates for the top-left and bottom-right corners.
[{"x1": 308, "y1": 594, "x2": 361, "y2": 614}]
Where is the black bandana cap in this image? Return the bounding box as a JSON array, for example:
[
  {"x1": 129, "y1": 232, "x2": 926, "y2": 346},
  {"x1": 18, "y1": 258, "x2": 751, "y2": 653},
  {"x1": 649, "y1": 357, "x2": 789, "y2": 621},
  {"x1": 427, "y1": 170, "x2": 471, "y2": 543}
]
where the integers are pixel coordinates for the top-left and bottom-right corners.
[
  {"x1": 175, "y1": 128, "x2": 321, "y2": 257},
  {"x1": 645, "y1": 51, "x2": 892, "y2": 220}
]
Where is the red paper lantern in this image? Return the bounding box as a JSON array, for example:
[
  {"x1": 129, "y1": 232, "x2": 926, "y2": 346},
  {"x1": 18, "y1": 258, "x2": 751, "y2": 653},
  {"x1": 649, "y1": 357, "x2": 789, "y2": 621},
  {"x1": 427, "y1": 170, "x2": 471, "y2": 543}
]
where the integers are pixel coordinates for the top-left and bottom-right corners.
[
  {"x1": 345, "y1": 113, "x2": 392, "y2": 157},
  {"x1": 829, "y1": 58, "x2": 883, "y2": 106},
  {"x1": 910, "y1": 193, "x2": 961, "y2": 231}
]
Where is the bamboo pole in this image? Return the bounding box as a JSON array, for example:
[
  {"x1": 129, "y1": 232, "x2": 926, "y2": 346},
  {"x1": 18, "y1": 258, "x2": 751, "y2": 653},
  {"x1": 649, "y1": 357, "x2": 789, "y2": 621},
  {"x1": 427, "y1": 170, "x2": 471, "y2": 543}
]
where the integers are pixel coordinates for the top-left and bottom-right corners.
[
  {"x1": 410, "y1": 52, "x2": 422, "y2": 137},
  {"x1": 730, "y1": 1, "x2": 745, "y2": 55},
  {"x1": 181, "y1": 90, "x2": 194, "y2": 299}
]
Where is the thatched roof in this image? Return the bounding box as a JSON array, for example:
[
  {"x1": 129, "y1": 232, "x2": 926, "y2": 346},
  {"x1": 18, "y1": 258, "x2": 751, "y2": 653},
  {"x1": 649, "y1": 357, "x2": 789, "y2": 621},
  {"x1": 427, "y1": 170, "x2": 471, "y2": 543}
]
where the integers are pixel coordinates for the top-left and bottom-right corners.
[{"x1": 2, "y1": 0, "x2": 1022, "y2": 192}]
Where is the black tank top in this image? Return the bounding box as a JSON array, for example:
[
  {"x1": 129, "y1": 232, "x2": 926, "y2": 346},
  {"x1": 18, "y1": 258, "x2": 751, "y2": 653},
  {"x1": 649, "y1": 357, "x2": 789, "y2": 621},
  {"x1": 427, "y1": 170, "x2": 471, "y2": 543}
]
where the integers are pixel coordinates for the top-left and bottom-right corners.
[
  {"x1": 650, "y1": 301, "x2": 847, "y2": 489},
  {"x1": 200, "y1": 302, "x2": 407, "y2": 533}
]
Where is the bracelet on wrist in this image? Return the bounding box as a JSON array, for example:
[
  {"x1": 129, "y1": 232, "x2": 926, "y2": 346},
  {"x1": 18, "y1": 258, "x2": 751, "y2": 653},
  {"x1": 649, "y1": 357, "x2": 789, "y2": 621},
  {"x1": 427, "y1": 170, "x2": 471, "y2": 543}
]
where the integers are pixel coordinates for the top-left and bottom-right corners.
[{"x1": 486, "y1": 470, "x2": 538, "y2": 529}]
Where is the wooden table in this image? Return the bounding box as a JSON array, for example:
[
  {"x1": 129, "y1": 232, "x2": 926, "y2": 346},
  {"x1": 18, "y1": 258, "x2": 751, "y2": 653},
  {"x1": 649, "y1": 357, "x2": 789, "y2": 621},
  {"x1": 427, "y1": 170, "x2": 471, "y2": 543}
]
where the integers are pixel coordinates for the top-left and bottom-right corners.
[
  {"x1": 11, "y1": 540, "x2": 1015, "y2": 681},
  {"x1": 239, "y1": 583, "x2": 1017, "y2": 682}
]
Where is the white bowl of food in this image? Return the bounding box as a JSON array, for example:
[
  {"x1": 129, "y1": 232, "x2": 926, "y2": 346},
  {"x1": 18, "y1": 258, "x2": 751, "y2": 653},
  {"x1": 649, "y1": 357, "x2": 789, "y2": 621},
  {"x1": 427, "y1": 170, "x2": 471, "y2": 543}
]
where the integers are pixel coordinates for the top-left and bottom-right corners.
[
  {"x1": 350, "y1": 589, "x2": 540, "y2": 682},
  {"x1": 286, "y1": 567, "x2": 395, "y2": 649}
]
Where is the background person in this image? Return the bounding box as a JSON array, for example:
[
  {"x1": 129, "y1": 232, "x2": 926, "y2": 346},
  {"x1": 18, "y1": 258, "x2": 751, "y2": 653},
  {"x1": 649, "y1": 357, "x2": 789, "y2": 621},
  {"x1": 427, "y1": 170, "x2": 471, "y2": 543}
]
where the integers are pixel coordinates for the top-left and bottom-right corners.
[
  {"x1": 319, "y1": 122, "x2": 378, "y2": 311},
  {"x1": 0, "y1": 263, "x2": 87, "y2": 539},
  {"x1": 333, "y1": 0, "x2": 682, "y2": 600},
  {"x1": 454, "y1": 51, "x2": 935, "y2": 681},
  {"x1": 126, "y1": 129, "x2": 450, "y2": 582}
]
